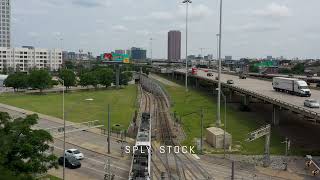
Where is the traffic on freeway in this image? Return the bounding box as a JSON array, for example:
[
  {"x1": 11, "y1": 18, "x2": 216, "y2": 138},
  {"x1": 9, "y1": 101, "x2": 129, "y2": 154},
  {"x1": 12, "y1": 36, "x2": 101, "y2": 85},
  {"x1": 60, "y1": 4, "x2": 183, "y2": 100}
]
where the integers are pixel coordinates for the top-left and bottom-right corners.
[{"x1": 176, "y1": 68, "x2": 320, "y2": 116}]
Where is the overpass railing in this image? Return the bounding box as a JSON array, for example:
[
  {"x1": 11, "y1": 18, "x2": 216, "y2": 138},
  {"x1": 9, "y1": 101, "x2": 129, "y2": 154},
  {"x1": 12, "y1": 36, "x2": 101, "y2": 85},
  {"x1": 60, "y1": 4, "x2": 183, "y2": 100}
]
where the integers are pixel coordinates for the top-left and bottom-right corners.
[{"x1": 174, "y1": 70, "x2": 319, "y2": 120}]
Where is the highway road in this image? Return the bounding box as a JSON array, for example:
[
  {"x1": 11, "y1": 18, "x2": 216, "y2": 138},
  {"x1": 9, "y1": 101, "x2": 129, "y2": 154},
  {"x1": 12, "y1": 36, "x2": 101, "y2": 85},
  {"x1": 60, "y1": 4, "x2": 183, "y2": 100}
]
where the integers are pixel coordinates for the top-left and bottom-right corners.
[{"x1": 176, "y1": 68, "x2": 320, "y2": 118}]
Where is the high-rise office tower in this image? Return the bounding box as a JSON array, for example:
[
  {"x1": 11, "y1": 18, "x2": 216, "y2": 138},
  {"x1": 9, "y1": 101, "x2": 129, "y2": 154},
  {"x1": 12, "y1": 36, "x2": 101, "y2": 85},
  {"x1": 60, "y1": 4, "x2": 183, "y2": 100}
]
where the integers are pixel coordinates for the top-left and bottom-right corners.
[
  {"x1": 168, "y1": 30, "x2": 181, "y2": 61},
  {"x1": 0, "y1": 0, "x2": 10, "y2": 47}
]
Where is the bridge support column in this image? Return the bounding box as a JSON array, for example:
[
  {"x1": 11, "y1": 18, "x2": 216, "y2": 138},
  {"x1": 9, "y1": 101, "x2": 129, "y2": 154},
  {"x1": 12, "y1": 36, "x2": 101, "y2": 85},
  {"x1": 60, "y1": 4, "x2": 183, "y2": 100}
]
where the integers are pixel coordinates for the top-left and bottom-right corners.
[
  {"x1": 240, "y1": 94, "x2": 250, "y2": 111},
  {"x1": 228, "y1": 90, "x2": 234, "y2": 102},
  {"x1": 195, "y1": 78, "x2": 199, "y2": 88},
  {"x1": 272, "y1": 105, "x2": 280, "y2": 126}
]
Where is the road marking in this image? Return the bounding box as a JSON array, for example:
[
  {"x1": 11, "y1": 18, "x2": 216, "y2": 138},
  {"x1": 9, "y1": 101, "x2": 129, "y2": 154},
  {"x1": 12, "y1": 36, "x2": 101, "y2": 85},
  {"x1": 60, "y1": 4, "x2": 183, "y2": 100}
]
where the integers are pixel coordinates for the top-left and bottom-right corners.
[{"x1": 50, "y1": 144, "x2": 130, "y2": 171}]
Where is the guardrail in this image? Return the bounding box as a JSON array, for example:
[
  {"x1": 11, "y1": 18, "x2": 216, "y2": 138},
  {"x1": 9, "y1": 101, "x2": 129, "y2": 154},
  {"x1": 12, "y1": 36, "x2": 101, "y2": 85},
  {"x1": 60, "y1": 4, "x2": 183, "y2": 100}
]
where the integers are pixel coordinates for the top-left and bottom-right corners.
[{"x1": 174, "y1": 70, "x2": 319, "y2": 120}]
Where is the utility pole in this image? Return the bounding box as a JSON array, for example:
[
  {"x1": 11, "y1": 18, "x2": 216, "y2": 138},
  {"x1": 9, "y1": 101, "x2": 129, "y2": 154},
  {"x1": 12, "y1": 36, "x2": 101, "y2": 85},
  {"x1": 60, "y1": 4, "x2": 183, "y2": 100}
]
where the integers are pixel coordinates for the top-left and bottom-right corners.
[
  {"x1": 231, "y1": 161, "x2": 235, "y2": 180},
  {"x1": 116, "y1": 65, "x2": 120, "y2": 89},
  {"x1": 200, "y1": 108, "x2": 203, "y2": 154},
  {"x1": 217, "y1": 0, "x2": 223, "y2": 127},
  {"x1": 150, "y1": 38, "x2": 153, "y2": 61},
  {"x1": 108, "y1": 104, "x2": 111, "y2": 154}
]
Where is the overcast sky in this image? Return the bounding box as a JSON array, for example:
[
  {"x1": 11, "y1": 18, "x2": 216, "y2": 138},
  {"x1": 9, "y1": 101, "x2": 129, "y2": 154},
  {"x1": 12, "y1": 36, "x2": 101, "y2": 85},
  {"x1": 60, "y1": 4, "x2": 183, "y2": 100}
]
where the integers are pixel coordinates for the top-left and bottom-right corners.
[{"x1": 12, "y1": 0, "x2": 320, "y2": 59}]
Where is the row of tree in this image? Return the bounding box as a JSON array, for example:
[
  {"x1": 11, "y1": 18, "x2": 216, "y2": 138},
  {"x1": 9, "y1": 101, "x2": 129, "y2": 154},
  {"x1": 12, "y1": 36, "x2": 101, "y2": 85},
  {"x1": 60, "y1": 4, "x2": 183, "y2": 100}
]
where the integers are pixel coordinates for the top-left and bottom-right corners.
[
  {"x1": 4, "y1": 68, "x2": 133, "y2": 92},
  {"x1": 4, "y1": 70, "x2": 52, "y2": 92}
]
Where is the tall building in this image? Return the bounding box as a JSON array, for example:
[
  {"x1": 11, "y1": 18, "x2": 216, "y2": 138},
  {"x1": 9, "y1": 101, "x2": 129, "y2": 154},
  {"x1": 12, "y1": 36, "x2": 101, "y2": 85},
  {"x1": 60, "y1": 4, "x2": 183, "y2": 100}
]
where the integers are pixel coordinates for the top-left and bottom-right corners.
[
  {"x1": 131, "y1": 47, "x2": 146, "y2": 60},
  {"x1": 168, "y1": 30, "x2": 181, "y2": 61},
  {"x1": 0, "y1": 47, "x2": 62, "y2": 72},
  {"x1": 0, "y1": 0, "x2": 11, "y2": 47}
]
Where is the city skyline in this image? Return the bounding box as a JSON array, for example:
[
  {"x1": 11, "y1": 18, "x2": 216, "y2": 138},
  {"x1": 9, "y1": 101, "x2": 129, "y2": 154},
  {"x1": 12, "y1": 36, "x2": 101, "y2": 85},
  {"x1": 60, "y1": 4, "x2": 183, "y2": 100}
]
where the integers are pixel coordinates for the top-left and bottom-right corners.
[{"x1": 10, "y1": 0, "x2": 320, "y2": 59}]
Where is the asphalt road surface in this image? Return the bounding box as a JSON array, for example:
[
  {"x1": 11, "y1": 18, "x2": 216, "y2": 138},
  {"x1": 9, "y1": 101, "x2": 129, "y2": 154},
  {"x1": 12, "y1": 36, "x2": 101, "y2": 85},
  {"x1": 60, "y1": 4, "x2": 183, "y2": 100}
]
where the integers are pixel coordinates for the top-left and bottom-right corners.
[{"x1": 176, "y1": 69, "x2": 320, "y2": 115}]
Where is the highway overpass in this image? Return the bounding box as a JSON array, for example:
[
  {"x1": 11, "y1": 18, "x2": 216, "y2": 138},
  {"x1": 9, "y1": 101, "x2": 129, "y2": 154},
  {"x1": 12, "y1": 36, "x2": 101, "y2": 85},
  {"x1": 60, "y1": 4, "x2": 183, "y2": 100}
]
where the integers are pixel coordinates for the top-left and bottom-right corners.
[{"x1": 173, "y1": 69, "x2": 320, "y2": 125}]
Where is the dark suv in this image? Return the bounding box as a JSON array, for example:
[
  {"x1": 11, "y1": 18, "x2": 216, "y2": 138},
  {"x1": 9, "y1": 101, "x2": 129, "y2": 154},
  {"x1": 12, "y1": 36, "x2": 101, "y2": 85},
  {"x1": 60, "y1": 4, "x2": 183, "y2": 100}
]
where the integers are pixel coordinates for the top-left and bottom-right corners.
[{"x1": 58, "y1": 156, "x2": 81, "y2": 169}]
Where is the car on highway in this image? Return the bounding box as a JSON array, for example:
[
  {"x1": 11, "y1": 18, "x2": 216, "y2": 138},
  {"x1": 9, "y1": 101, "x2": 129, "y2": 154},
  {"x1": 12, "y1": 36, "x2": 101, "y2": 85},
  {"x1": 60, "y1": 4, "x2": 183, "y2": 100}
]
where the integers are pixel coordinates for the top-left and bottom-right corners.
[
  {"x1": 58, "y1": 156, "x2": 81, "y2": 169},
  {"x1": 227, "y1": 80, "x2": 234, "y2": 84},
  {"x1": 65, "y1": 149, "x2": 84, "y2": 160},
  {"x1": 207, "y1": 72, "x2": 213, "y2": 77},
  {"x1": 304, "y1": 99, "x2": 320, "y2": 108}
]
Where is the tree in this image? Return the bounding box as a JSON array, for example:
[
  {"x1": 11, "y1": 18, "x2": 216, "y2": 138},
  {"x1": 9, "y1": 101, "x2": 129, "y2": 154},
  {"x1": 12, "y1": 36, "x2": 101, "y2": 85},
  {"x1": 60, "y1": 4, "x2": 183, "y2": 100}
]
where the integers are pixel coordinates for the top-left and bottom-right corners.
[
  {"x1": 28, "y1": 69, "x2": 52, "y2": 93},
  {"x1": 64, "y1": 60, "x2": 75, "y2": 70},
  {"x1": 79, "y1": 72, "x2": 98, "y2": 88},
  {"x1": 292, "y1": 63, "x2": 305, "y2": 74},
  {"x1": 0, "y1": 112, "x2": 58, "y2": 179},
  {"x1": 59, "y1": 69, "x2": 76, "y2": 90},
  {"x1": 96, "y1": 68, "x2": 114, "y2": 88},
  {"x1": 249, "y1": 65, "x2": 259, "y2": 73},
  {"x1": 120, "y1": 71, "x2": 132, "y2": 86},
  {"x1": 4, "y1": 72, "x2": 28, "y2": 92}
]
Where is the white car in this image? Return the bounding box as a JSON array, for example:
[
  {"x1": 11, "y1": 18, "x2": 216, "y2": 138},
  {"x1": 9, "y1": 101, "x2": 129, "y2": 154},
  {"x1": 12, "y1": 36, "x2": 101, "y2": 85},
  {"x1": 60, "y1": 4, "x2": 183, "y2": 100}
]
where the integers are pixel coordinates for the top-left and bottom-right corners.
[
  {"x1": 65, "y1": 149, "x2": 84, "y2": 160},
  {"x1": 304, "y1": 99, "x2": 320, "y2": 108}
]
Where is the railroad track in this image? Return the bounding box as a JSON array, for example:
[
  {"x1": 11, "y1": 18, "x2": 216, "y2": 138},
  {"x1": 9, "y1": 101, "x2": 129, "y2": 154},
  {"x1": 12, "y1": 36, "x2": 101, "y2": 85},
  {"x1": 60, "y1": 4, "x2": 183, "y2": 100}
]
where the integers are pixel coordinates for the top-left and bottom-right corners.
[
  {"x1": 155, "y1": 94, "x2": 211, "y2": 180},
  {"x1": 141, "y1": 80, "x2": 211, "y2": 179}
]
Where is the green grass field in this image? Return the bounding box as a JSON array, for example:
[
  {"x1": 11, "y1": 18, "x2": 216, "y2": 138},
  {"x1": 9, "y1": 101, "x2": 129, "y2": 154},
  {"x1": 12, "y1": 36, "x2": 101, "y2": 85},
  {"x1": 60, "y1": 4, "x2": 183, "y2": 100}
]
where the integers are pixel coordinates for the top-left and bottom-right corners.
[
  {"x1": 162, "y1": 80, "x2": 285, "y2": 155},
  {"x1": 0, "y1": 85, "x2": 138, "y2": 129}
]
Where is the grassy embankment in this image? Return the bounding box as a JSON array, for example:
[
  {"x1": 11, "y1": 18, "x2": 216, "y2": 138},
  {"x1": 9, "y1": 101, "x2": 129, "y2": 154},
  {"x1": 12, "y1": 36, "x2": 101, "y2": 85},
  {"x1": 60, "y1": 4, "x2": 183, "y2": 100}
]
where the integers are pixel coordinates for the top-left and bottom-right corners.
[{"x1": 158, "y1": 75, "x2": 285, "y2": 155}]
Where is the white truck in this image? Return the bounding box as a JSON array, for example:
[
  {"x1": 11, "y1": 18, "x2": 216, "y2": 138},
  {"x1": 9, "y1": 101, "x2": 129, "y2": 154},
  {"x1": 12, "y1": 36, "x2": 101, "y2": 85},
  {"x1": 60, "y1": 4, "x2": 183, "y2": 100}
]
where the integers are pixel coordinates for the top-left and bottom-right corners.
[{"x1": 273, "y1": 77, "x2": 311, "y2": 97}]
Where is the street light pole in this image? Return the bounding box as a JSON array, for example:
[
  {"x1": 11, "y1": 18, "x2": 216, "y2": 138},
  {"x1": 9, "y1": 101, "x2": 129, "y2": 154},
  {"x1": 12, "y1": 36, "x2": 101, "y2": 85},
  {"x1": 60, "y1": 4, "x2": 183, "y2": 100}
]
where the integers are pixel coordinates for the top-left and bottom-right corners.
[
  {"x1": 62, "y1": 80, "x2": 66, "y2": 180},
  {"x1": 183, "y1": 0, "x2": 192, "y2": 92},
  {"x1": 217, "y1": 0, "x2": 223, "y2": 127},
  {"x1": 108, "y1": 104, "x2": 111, "y2": 154}
]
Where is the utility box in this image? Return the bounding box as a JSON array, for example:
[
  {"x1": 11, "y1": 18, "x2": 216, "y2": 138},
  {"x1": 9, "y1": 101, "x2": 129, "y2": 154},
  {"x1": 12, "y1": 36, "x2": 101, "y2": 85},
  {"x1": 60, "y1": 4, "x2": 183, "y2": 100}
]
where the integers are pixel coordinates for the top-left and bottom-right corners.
[{"x1": 206, "y1": 127, "x2": 232, "y2": 149}]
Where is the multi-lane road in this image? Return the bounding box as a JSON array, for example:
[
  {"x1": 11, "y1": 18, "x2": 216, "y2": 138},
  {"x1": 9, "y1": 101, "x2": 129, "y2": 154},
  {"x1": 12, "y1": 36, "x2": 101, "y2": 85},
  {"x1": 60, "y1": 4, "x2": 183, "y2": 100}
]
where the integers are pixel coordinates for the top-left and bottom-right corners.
[{"x1": 175, "y1": 68, "x2": 320, "y2": 120}]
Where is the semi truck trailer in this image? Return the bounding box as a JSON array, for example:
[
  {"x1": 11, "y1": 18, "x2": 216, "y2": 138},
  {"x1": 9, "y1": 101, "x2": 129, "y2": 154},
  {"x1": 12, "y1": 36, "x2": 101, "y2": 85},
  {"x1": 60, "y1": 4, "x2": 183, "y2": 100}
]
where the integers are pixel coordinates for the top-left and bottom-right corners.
[{"x1": 272, "y1": 77, "x2": 311, "y2": 97}]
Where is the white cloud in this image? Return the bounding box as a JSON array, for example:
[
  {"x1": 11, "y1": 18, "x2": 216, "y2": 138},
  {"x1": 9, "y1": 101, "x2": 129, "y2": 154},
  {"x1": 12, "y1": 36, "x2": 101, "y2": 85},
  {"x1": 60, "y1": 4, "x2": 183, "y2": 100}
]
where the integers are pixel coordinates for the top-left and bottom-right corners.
[
  {"x1": 149, "y1": 12, "x2": 174, "y2": 21},
  {"x1": 28, "y1": 32, "x2": 40, "y2": 37},
  {"x1": 254, "y1": 3, "x2": 291, "y2": 18},
  {"x1": 72, "y1": 0, "x2": 109, "y2": 8},
  {"x1": 146, "y1": 4, "x2": 212, "y2": 23},
  {"x1": 111, "y1": 25, "x2": 128, "y2": 32},
  {"x1": 228, "y1": 23, "x2": 281, "y2": 33},
  {"x1": 177, "y1": 4, "x2": 212, "y2": 21},
  {"x1": 122, "y1": 16, "x2": 137, "y2": 21},
  {"x1": 136, "y1": 30, "x2": 150, "y2": 36}
]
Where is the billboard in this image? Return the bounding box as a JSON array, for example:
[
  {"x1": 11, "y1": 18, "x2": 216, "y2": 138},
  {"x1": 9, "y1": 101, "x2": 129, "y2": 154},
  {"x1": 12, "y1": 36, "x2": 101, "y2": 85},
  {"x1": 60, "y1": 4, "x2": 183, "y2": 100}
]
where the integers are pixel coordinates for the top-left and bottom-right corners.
[{"x1": 101, "y1": 53, "x2": 130, "y2": 64}]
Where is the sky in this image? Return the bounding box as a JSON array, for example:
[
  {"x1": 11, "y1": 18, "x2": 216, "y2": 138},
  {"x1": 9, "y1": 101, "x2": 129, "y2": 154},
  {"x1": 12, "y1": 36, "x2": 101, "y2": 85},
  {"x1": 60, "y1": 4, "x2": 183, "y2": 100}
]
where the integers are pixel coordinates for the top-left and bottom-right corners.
[{"x1": 11, "y1": 0, "x2": 320, "y2": 59}]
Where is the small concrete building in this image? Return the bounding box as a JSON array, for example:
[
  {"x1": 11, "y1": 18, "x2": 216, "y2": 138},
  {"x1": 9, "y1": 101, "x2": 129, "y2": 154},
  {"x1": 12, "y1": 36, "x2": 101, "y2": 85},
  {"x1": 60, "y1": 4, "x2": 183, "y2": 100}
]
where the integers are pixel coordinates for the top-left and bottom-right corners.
[{"x1": 206, "y1": 127, "x2": 232, "y2": 149}]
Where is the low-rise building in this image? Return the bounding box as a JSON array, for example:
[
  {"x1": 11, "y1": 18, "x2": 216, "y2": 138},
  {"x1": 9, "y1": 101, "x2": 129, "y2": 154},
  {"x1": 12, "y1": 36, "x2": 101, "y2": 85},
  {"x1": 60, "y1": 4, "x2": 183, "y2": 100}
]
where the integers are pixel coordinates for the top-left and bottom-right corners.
[{"x1": 0, "y1": 47, "x2": 62, "y2": 72}]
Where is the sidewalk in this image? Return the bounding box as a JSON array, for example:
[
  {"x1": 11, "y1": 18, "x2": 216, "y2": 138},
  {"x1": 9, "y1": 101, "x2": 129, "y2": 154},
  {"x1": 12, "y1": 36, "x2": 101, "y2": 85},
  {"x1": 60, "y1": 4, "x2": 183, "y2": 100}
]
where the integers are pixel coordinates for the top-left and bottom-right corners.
[{"x1": 0, "y1": 102, "x2": 135, "y2": 160}]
